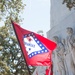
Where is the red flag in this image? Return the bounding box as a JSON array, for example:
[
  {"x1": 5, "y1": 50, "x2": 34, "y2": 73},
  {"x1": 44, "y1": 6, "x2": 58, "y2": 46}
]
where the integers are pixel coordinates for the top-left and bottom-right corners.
[
  {"x1": 12, "y1": 21, "x2": 56, "y2": 66},
  {"x1": 46, "y1": 65, "x2": 53, "y2": 75},
  {"x1": 46, "y1": 68, "x2": 50, "y2": 75},
  {"x1": 36, "y1": 71, "x2": 38, "y2": 75}
]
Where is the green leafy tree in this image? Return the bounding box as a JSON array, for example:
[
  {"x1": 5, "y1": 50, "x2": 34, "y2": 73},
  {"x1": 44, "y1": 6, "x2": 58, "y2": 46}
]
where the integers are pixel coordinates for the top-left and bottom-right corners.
[
  {"x1": 0, "y1": 0, "x2": 34, "y2": 75},
  {"x1": 0, "y1": 26, "x2": 11, "y2": 75},
  {"x1": 62, "y1": 0, "x2": 75, "y2": 10},
  {"x1": 0, "y1": 25, "x2": 30, "y2": 75},
  {"x1": 0, "y1": 0, "x2": 25, "y2": 21}
]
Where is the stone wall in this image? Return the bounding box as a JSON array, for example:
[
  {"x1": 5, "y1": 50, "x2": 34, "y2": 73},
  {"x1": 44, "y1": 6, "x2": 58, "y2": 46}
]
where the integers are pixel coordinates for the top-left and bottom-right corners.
[{"x1": 47, "y1": 0, "x2": 75, "y2": 75}]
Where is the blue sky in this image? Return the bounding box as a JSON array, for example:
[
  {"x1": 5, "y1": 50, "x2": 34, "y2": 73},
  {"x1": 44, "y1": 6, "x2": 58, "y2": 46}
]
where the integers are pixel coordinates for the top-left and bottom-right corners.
[
  {"x1": 0, "y1": 0, "x2": 50, "y2": 37},
  {"x1": 21, "y1": 0, "x2": 50, "y2": 37}
]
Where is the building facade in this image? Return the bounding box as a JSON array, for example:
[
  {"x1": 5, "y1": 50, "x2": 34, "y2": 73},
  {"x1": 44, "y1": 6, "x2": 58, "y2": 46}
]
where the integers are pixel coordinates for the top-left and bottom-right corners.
[{"x1": 47, "y1": 0, "x2": 75, "y2": 75}]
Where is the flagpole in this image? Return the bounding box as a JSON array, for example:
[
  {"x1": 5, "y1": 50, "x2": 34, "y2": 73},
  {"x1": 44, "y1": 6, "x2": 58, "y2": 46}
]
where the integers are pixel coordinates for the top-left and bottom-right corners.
[{"x1": 11, "y1": 20, "x2": 32, "y2": 75}]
